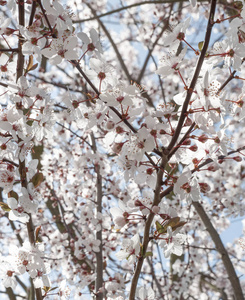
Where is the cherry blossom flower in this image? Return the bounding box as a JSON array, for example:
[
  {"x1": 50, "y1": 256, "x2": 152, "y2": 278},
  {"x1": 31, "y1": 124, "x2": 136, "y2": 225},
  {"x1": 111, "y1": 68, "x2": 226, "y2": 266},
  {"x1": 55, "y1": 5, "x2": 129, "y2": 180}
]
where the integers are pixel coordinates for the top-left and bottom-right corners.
[
  {"x1": 0, "y1": 165, "x2": 15, "y2": 192},
  {"x1": 110, "y1": 200, "x2": 130, "y2": 229},
  {"x1": 58, "y1": 280, "x2": 71, "y2": 299},
  {"x1": 208, "y1": 39, "x2": 245, "y2": 69},
  {"x1": 164, "y1": 17, "x2": 191, "y2": 47},
  {"x1": 134, "y1": 164, "x2": 157, "y2": 189},
  {"x1": 0, "y1": 258, "x2": 18, "y2": 289},
  {"x1": 7, "y1": 197, "x2": 30, "y2": 223},
  {"x1": 155, "y1": 43, "x2": 187, "y2": 79},
  {"x1": 86, "y1": 57, "x2": 115, "y2": 91},
  {"x1": 195, "y1": 71, "x2": 223, "y2": 111},
  {"x1": 121, "y1": 128, "x2": 155, "y2": 162},
  {"x1": 20, "y1": 25, "x2": 46, "y2": 62},
  {"x1": 78, "y1": 28, "x2": 103, "y2": 57},
  {"x1": 100, "y1": 81, "x2": 137, "y2": 108},
  {"x1": 136, "y1": 286, "x2": 155, "y2": 300},
  {"x1": 159, "y1": 226, "x2": 186, "y2": 258},
  {"x1": 42, "y1": 0, "x2": 73, "y2": 31},
  {"x1": 0, "y1": 13, "x2": 11, "y2": 35},
  {"x1": 33, "y1": 269, "x2": 51, "y2": 289},
  {"x1": 33, "y1": 105, "x2": 55, "y2": 142},
  {"x1": 41, "y1": 36, "x2": 78, "y2": 65},
  {"x1": 20, "y1": 186, "x2": 39, "y2": 213},
  {"x1": 83, "y1": 235, "x2": 101, "y2": 252},
  {"x1": 115, "y1": 234, "x2": 141, "y2": 264},
  {"x1": 8, "y1": 75, "x2": 33, "y2": 108},
  {"x1": 105, "y1": 274, "x2": 125, "y2": 299},
  {"x1": 174, "y1": 169, "x2": 201, "y2": 203}
]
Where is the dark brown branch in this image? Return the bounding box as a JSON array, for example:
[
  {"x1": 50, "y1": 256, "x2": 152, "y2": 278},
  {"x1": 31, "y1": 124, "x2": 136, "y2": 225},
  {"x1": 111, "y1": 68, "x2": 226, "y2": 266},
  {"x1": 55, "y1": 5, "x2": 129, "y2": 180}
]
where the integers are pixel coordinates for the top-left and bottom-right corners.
[
  {"x1": 91, "y1": 134, "x2": 104, "y2": 300},
  {"x1": 167, "y1": 0, "x2": 216, "y2": 152},
  {"x1": 129, "y1": 152, "x2": 169, "y2": 299},
  {"x1": 16, "y1": 0, "x2": 25, "y2": 82},
  {"x1": 0, "y1": 82, "x2": 8, "y2": 88},
  {"x1": 168, "y1": 122, "x2": 196, "y2": 158},
  {"x1": 16, "y1": 1, "x2": 42, "y2": 299},
  {"x1": 5, "y1": 287, "x2": 17, "y2": 300},
  {"x1": 2, "y1": 158, "x2": 19, "y2": 167},
  {"x1": 28, "y1": 0, "x2": 37, "y2": 26},
  {"x1": 0, "y1": 48, "x2": 19, "y2": 52},
  {"x1": 218, "y1": 70, "x2": 236, "y2": 91}
]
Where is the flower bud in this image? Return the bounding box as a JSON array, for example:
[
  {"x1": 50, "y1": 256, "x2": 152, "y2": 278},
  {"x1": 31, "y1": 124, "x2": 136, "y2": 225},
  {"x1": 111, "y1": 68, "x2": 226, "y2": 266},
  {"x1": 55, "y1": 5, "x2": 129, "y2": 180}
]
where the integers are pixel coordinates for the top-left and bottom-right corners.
[
  {"x1": 199, "y1": 182, "x2": 211, "y2": 193},
  {"x1": 189, "y1": 144, "x2": 198, "y2": 152},
  {"x1": 233, "y1": 156, "x2": 242, "y2": 162},
  {"x1": 106, "y1": 120, "x2": 115, "y2": 130},
  {"x1": 111, "y1": 142, "x2": 124, "y2": 154},
  {"x1": 152, "y1": 206, "x2": 160, "y2": 214}
]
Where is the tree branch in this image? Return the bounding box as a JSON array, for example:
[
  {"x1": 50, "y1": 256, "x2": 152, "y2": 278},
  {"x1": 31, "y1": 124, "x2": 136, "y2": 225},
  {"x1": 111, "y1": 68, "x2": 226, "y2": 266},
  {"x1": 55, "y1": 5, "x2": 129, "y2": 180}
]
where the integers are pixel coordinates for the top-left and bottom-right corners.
[
  {"x1": 73, "y1": 0, "x2": 206, "y2": 23},
  {"x1": 192, "y1": 201, "x2": 244, "y2": 299},
  {"x1": 167, "y1": 0, "x2": 217, "y2": 152},
  {"x1": 129, "y1": 152, "x2": 169, "y2": 299},
  {"x1": 91, "y1": 133, "x2": 104, "y2": 300}
]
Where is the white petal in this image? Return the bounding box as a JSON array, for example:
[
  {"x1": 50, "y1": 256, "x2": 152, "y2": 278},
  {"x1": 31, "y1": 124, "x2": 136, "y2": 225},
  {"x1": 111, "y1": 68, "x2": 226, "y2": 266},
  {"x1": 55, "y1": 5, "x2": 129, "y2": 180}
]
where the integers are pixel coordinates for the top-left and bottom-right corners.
[{"x1": 77, "y1": 32, "x2": 90, "y2": 44}]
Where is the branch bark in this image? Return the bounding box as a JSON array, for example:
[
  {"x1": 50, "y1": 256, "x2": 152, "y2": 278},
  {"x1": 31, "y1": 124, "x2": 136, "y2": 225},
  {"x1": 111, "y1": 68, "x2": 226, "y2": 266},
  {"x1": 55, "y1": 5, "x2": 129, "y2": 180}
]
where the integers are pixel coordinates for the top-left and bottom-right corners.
[
  {"x1": 129, "y1": 152, "x2": 169, "y2": 299},
  {"x1": 192, "y1": 201, "x2": 244, "y2": 300},
  {"x1": 91, "y1": 133, "x2": 104, "y2": 300},
  {"x1": 16, "y1": 1, "x2": 42, "y2": 299},
  {"x1": 167, "y1": 0, "x2": 217, "y2": 151}
]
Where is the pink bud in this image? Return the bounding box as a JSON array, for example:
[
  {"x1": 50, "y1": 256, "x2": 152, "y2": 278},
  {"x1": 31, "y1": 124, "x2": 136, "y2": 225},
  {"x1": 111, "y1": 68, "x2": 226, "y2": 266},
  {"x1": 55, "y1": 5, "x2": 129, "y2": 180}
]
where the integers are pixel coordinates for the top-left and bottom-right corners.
[
  {"x1": 233, "y1": 156, "x2": 242, "y2": 162},
  {"x1": 152, "y1": 206, "x2": 160, "y2": 214},
  {"x1": 111, "y1": 142, "x2": 124, "y2": 154},
  {"x1": 106, "y1": 120, "x2": 115, "y2": 130},
  {"x1": 189, "y1": 144, "x2": 198, "y2": 152},
  {"x1": 199, "y1": 182, "x2": 211, "y2": 193}
]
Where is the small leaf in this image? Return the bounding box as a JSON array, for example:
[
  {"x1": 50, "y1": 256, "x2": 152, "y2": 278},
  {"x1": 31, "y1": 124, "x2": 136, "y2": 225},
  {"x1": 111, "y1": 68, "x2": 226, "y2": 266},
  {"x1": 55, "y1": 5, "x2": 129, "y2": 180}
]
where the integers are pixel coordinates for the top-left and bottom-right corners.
[
  {"x1": 155, "y1": 217, "x2": 186, "y2": 235},
  {"x1": 171, "y1": 221, "x2": 187, "y2": 232},
  {"x1": 31, "y1": 172, "x2": 44, "y2": 188},
  {"x1": 160, "y1": 217, "x2": 180, "y2": 234},
  {"x1": 35, "y1": 225, "x2": 42, "y2": 243},
  {"x1": 29, "y1": 63, "x2": 38, "y2": 71},
  {"x1": 155, "y1": 221, "x2": 164, "y2": 234},
  {"x1": 0, "y1": 202, "x2": 11, "y2": 212},
  {"x1": 198, "y1": 41, "x2": 204, "y2": 51},
  {"x1": 8, "y1": 190, "x2": 18, "y2": 201},
  {"x1": 144, "y1": 251, "x2": 153, "y2": 258},
  {"x1": 26, "y1": 55, "x2": 34, "y2": 71},
  {"x1": 47, "y1": 286, "x2": 58, "y2": 292},
  {"x1": 42, "y1": 286, "x2": 51, "y2": 293},
  {"x1": 25, "y1": 56, "x2": 38, "y2": 75}
]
